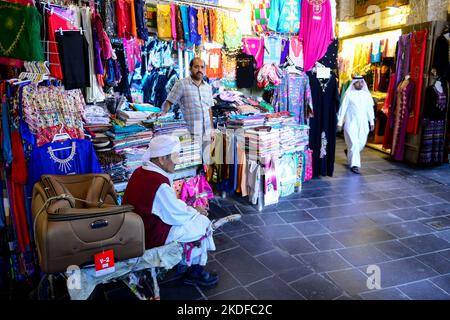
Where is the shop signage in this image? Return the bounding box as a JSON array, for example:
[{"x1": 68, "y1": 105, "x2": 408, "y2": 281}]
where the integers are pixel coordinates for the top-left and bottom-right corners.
[
  {"x1": 95, "y1": 249, "x2": 115, "y2": 277},
  {"x1": 354, "y1": 0, "x2": 409, "y2": 18}
]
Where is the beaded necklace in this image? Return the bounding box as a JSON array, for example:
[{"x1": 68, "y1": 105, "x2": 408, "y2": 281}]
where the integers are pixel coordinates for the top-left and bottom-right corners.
[{"x1": 47, "y1": 142, "x2": 77, "y2": 174}]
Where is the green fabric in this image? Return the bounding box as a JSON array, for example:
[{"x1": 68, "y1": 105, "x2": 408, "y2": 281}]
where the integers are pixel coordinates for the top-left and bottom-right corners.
[
  {"x1": 259, "y1": 101, "x2": 274, "y2": 113},
  {"x1": 0, "y1": 2, "x2": 43, "y2": 61}
]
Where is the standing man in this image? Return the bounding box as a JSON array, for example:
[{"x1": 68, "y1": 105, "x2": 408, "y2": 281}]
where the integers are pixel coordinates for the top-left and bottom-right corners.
[
  {"x1": 337, "y1": 76, "x2": 375, "y2": 174},
  {"x1": 159, "y1": 58, "x2": 215, "y2": 163}
]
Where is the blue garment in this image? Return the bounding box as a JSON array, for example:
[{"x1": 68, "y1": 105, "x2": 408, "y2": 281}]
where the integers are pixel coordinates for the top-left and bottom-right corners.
[
  {"x1": 268, "y1": 0, "x2": 301, "y2": 33},
  {"x1": 1, "y1": 99, "x2": 12, "y2": 164},
  {"x1": 264, "y1": 36, "x2": 282, "y2": 65},
  {"x1": 189, "y1": 7, "x2": 201, "y2": 46},
  {"x1": 180, "y1": 6, "x2": 191, "y2": 46},
  {"x1": 371, "y1": 40, "x2": 381, "y2": 63},
  {"x1": 0, "y1": 178, "x2": 5, "y2": 229},
  {"x1": 28, "y1": 139, "x2": 102, "y2": 194}
]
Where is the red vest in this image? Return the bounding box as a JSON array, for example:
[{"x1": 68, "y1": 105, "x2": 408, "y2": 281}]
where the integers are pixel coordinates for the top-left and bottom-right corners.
[{"x1": 123, "y1": 167, "x2": 172, "y2": 249}]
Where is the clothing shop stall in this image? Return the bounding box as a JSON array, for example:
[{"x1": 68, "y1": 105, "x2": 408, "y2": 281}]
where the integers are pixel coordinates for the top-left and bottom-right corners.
[{"x1": 0, "y1": 0, "x2": 342, "y2": 298}]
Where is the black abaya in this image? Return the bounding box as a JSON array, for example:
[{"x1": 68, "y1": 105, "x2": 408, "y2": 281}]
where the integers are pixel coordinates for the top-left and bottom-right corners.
[{"x1": 307, "y1": 72, "x2": 340, "y2": 177}]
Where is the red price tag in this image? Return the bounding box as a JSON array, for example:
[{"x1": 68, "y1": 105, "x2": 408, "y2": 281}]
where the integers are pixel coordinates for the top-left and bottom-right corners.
[{"x1": 94, "y1": 249, "x2": 115, "y2": 277}]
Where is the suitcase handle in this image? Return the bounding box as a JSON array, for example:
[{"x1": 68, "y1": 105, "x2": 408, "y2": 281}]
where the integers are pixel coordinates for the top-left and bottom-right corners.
[{"x1": 90, "y1": 219, "x2": 109, "y2": 229}]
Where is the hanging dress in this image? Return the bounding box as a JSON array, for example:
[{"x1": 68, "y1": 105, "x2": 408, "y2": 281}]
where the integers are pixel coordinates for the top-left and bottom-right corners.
[{"x1": 298, "y1": 0, "x2": 334, "y2": 72}]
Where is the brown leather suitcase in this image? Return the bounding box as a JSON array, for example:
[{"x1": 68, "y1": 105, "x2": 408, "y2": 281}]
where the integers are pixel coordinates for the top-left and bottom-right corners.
[{"x1": 32, "y1": 174, "x2": 145, "y2": 273}]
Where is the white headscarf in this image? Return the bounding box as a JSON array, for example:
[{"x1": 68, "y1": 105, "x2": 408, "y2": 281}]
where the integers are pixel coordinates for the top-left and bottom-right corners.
[
  {"x1": 142, "y1": 135, "x2": 181, "y2": 162},
  {"x1": 345, "y1": 76, "x2": 370, "y2": 96}
]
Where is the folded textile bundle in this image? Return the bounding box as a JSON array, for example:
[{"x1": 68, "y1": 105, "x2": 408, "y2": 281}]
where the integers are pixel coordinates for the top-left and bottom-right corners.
[
  {"x1": 227, "y1": 115, "x2": 266, "y2": 129},
  {"x1": 84, "y1": 104, "x2": 111, "y2": 125},
  {"x1": 245, "y1": 126, "x2": 281, "y2": 161}
]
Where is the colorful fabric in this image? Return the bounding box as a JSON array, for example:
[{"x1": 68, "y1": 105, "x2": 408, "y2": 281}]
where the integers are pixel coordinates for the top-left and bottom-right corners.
[
  {"x1": 0, "y1": 2, "x2": 43, "y2": 61},
  {"x1": 180, "y1": 175, "x2": 214, "y2": 208},
  {"x1": 156, "y1": 4, "x2": 172, "y2": 40},
  {"x1": 407, "y1": 30, "x2": 427, "y2": 134},
  {"x1": 419, "y1": 120, "x2": 445, "y2": 164},
  {"x1": 116, "y1": 0, "x2": 133, "y2": 39},
  {"x1": 299, "y1": 0, "x2": 334, "y2": 72},
  {"x1": 268, "y1": 0, "x2": 301, "y2": 33},
  {"x1": 243, "y1": 37, "x2": 265, "y2": 70},
  {"x1": 263, "y1": 35, "x2": 282, "y2": 65},
  {"x1": 252, "y1": 0, "x2": 271, "y2": 32}
]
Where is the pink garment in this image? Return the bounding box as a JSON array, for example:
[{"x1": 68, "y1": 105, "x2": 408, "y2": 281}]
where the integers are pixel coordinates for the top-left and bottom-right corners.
[
  {"x1": 304, "y1": 149, "x2": 313, "y2": 182},
  {"x1": 243, "y1": 37, "x2": 265, "y2": 70},
  {"x1": 123, "y1": 38, "x2": 141, "y2": 73},
  {"x1": 0, "y1": 56, "x2": 24, "y2": 68},
  {"x1": 180, "y1": 175, "x2": 214, "y2": 208},
  {"x1": 298, "y1": 0, "x2": 334, "y2": 72},
  {"x1": 93, "y1": 13, "x2": 113, "y2": 60},
  {"x1": 170, "y1": 4, "x2": 177, "y2": 41}
]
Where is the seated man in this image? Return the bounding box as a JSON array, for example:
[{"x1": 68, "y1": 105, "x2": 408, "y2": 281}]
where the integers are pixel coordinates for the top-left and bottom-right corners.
[{"x1": 123, "y1": 135, "x2": 218, "y2": 287}]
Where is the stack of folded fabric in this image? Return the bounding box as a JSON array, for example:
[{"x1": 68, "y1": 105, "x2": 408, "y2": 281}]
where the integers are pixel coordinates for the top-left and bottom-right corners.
[
  {"x1": 177, "y1": 133, "x2": 202, "y2": 171},
  {"x1": 245, "y1": 126, "x2": 281, "y2": 162},
  {"x1": 84, "y1": 104, "x2": 112, "y2": 133},
  {"x1": 120, "y1": 147, "x2": 148, "y2": 174},
  {"x1": 227, "y1": 115, "x2": 266, "y2": 129},
  {"x1": 92, "y1": 132, "x2": 114, "y2": 153},
  {"x1": 106, "y1": 123, "x2": 153, "y2": 152},
  {"x1": 117, "y1": 110, "x2": 154, "y2": 125},
  {"x1": 96, "y1": 151, "x2": 128, "y2": 187}
]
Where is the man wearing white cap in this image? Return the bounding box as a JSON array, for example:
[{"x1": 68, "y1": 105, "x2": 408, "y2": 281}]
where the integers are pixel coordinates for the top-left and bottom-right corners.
[
  {"x1": 123, "y1": 135, "x2": 218, "y2": 287},
  {"x1": 337, "y1": 76, "x2": 375, "y2": 174}
]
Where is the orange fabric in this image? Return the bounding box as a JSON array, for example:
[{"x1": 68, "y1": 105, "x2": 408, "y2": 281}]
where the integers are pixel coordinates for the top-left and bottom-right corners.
[{"x1": 130, "y1": 0, "x2": 138, "y2": 38}]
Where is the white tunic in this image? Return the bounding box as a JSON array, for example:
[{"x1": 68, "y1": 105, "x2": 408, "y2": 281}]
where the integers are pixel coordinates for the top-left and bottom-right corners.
[
  {"x1": 142, "y1": 162, "x2": 216, "y2": 266},
  {"x1": 337, "y1": 90, "x2": 375, "y2": 168}
]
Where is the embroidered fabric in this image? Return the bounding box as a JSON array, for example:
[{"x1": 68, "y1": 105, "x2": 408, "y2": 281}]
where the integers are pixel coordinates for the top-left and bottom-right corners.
[{"x1": 180, "y1": 175, "x2": 214, "y2": 208}]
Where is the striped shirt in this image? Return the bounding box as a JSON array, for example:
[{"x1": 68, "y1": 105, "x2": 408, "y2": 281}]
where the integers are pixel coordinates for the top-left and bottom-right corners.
[{"x1": 166, "y1": 77, "x2": 213, "y2": 135}]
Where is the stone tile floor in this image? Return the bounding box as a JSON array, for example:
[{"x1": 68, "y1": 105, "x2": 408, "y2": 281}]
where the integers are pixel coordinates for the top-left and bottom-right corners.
[{"x1": 115, "y1": 138, "x2": 450, "y2": 300}]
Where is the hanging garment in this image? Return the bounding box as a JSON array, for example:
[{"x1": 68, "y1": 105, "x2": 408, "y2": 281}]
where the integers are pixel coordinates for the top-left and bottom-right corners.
[
  {"x1": 170, "y1": 3, "x2": 177, "y2": 42},
  {"x1": 205, "y1": 48, "x2": 223, "y2": 79},
  {"x1": 10, "y1": 131, "x2": 30, "y2": 253},
  {"x1": 175, "y1": 5, "x2": 184, "y2": 43},
  {"x1": 280, "y1": 38, "x2": 290, "y2": 65},
  {"x1": 0, "y1": 2, "x2": 43, "y2": 61},
  {"x1": 28, "y1": 139, "x2": 102, "y2": 192},
  {"x1": 135, "y1": 0, "x2": 149, "y2": 41},
  {"x1": 252, "y1": 0, "x2": 271, "y2": 32},
  {"x1": 243, "y1": 37, "x2": 265, "y2": 70},
  {"x1": 277, "y1": 154, "x2": 298, "y2": 197},
  {"x1": 146, "y1": 3, "x2": 158, "y2": 34},
  {"x1": 156, "y1": 4, "x2": 172, "y2": 40},
  {"x1": 272, "y1": 70, "x2": 313, "y2": 124},
  {"x1": 81, "y1": 8, "x2": 105, "y2": 103},
  {"x1": 433, "y1": 34, "x2": 450, "y2": 81},
  {"x1": 391, "y1": 79, "x2": 415, "y2": 161},
  {"x1": 419, "y1": 84, "x2": 448, "y2": 164},
  {"x1": 407, "y1": 30, "x2": 428, "y2": 134},
  {"x1": 382, "y1": 72, "x2": 397, "y2": 149},
  {"x1": 116, "y1": 0, "x2": 133, "y2": 39},
  {"x1": 247, "y1": 160, "x2": 261, "y2": 205},
  {"x1": 289, "y1": 36, "x2": 304, "y2": 68},
  {"x1": 129, "y1": 0, "x2": 137, "y2": 38},
  {"x1": 197, "y1": 8, "x2": 205, "y2": 43},
  {"x1": 236, "y1": 52, "x2": 256, "y2": 88},
  {"x1": 46, "y1": 10, "x2": 78, "y2": 79},
  {"x1": 223, "y1": 14, "x2": 243, "y2": 50},
  {"x1": 212, "y1": 10, "x2": 224, "y2": 45},
  {"x1": 371, "y1": 40, "x2": 381, "y2": 63},
  {"x1": 236, "y1": 0, "x2": 253, "y2": 36},
  {"x1": 180, "y1": 5, "x2": 191, "y2": 46},
  {"x1": 264, "y1": 156, "x2": 279, "y2": 206},
  {"x1": 189, "y1": 6, "x2": 201, "y2": 46},
  {"x1": 299, "y1": 0, "x2": 334, "y2": 72},
  {"x1": 307, "y1": 72, "x2": 339, "y2": 177},
  {"x1": 123, "y1": 38, "x2": 141, "y2": 73},
  {"x1": 263, "y1": 35, "x2": 282, "y2": 65},
  {"x1": 103, "y1": 0, "x2": 117, "y2": 38},
  {"x1": 92, "y1": 13, "x2": 113, "y2": 61},
  {"x1": 337, "y1": 80, "x2": 375, "y2": 169},
  {"x1": 318, "y1": 38, "x2": 338, "y2": 70},
  {"x1": 55, "y1": 31, "x2": 90, "y2": 90},
  {"x1": 267, "y1": 0, "x2": 301, "y2": 33}
]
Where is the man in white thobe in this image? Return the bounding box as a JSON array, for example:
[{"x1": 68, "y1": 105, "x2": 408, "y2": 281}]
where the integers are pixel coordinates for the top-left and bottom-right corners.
[{"x1": 337, "y1": 76, "x2": 375, "y2": 174}]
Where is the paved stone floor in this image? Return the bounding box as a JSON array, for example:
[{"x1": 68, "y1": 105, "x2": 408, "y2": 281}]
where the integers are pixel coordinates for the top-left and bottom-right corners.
[{"x1": 155, "y1": 137, "x2": 450, "y2": 300}]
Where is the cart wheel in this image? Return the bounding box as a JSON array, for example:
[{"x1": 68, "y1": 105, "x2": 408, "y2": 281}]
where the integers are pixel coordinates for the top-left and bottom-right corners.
[{"x1": 36, "y1": 274, "x2": 70, "y2": 300}]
